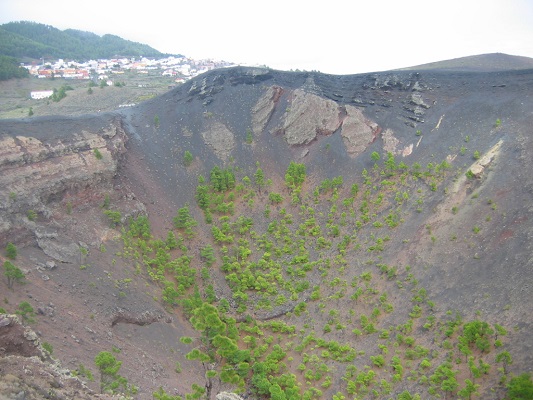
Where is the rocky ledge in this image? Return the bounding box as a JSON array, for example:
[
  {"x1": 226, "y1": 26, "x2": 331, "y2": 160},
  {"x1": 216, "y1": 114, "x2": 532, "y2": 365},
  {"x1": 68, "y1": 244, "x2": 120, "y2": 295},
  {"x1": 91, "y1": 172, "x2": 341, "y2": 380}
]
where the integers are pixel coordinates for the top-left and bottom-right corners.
[
  {"x1": 0, "y1": 118, "x2": 127, "y2": 243},
  {"x1": 0, "y1": 314, "x2": 113, "y2": 399}
]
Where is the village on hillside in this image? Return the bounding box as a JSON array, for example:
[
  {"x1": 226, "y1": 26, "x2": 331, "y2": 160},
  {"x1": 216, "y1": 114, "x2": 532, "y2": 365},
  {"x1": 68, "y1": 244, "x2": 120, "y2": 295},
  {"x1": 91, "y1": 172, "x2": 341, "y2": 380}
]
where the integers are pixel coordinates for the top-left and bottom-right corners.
[
  {"x1": 23, "y1": 55, "x2": 236, "y2": 100},
  {"x1": 23, "y1": 55, "x2": 235, "y2": 80}
]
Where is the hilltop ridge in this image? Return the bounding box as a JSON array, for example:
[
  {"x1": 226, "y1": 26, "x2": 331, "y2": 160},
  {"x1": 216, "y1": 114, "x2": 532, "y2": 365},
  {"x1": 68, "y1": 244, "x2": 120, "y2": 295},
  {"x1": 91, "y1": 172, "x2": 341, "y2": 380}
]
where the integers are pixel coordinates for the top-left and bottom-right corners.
[
  {"x1": 0, "y1": 20, "x2": 177, "y2": 60},
  {"x1": 399, "y1": 52, "x2": 533, "y2": 72}
]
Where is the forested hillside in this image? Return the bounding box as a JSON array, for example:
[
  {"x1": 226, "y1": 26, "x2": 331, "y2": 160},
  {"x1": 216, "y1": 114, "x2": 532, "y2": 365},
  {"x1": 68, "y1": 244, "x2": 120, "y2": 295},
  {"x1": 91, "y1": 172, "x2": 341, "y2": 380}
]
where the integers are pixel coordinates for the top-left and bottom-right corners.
[
  {"x1": 0, "y1": 55, "x2": 29, "y2": 80},
  {"x1": 0, "y1": 21, "x2": 174, "y2": 60}
]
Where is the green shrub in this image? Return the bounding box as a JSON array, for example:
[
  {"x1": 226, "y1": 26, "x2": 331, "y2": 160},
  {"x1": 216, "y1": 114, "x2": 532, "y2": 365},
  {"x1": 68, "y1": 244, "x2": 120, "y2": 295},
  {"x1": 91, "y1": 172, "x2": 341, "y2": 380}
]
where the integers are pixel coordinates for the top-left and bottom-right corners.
[
  {"x1": 246, "y1": 129, "x2": 253, "y2": 144},
  {"x1": 5, "y1": 242, "x2": 17, "y2": 259},
  {"x1": 507, "y1": 373, "x2": 533, "y2": 399},
  {"x1": 269, "y1": 192, "x2": 284, "y2": 204},
  {"x1": 103, "y1": 210, "x2": 122, "y2": 227},
  {"x1": 27, "y1": 210, "x2": 37, "y2": 221},
  {"x1": 183, "y1": 151, "x2": 193, "y2": 167},
  {"x1": 75, "y1": 364, "x2": 94, "y2": 381},
  {"x1": 42, "y1": 342, "x2": 53, "y2": 355},
  {"x1": 16, "y1": 301, "x2": 34, "y2": 322}
]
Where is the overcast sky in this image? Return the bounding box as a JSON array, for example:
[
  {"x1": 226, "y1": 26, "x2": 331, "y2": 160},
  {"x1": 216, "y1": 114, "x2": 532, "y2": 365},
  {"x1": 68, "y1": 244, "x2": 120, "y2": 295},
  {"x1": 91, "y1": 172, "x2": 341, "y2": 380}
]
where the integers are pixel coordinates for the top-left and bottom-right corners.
[{"x1": 1, "y1": 0, "x2": 532, "y2": 74}]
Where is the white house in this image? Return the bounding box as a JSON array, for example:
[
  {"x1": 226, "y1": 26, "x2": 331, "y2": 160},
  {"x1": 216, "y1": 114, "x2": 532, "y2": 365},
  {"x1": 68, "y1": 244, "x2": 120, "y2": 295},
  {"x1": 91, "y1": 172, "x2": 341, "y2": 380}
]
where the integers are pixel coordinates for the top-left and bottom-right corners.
[{"x1": 30, "y1": 90, "x2": 54, "y2": 100}]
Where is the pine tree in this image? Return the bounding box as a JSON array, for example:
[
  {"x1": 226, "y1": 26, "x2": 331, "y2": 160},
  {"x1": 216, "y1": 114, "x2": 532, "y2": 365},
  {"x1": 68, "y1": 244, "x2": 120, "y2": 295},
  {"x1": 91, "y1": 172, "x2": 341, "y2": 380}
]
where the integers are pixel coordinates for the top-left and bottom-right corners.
[
  {"x1": 166, "y1": 231, "x2": 178, "y2": 249},
  {"x1": 507, "y1": 373, "x2": 533, "y2": 400},
  {"x1": 457, "y1": 379, "x2": 479, "y2": 399},
  {"x1": 94, "y1": 351, "x2": 137, "y2": 395},
  {"x1": 173, "y1": 205, "x2": 195, "y2": 229},
  {"x1": 5, "y1": 242, "x2": 17, "y2": 259},
  {"x1": 3, "y1": 261, "x2": 24, "y2": 289},
  {"x1": 195, "y1": 185, "x2": 210, "y2": 210},
  {"x1": 183, "y1": 151, "x2": 193, "y2": 166},
  {"x1": 200, "y1": 245, "x2": 216, "y2": 266},
  {"x1": 254, "y1": 167, "x2": 265, "y2": 189}
]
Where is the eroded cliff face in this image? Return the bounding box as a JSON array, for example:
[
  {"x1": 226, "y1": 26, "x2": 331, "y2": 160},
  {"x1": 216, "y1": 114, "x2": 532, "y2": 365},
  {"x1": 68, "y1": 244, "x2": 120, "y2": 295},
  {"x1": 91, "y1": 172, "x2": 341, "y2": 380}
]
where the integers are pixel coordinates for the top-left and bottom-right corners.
[
  {"x1": 252, "y1": 86, "x2": 380, "y2": 156},
  {"x1": 0, "y1": 119, "x2": 127, "y2": 247}
]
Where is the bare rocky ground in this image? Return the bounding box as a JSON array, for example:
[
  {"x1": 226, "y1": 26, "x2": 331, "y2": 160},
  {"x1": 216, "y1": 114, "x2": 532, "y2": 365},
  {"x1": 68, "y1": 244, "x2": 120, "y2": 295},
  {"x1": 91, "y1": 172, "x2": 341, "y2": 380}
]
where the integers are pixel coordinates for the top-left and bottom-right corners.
[{"x1": 1, "y1": 54, "x2": 533, "y2": 399}]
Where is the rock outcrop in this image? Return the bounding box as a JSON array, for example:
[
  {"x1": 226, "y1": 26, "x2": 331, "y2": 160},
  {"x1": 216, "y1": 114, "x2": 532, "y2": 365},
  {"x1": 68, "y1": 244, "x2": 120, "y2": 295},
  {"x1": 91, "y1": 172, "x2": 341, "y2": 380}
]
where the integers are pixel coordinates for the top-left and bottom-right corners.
[
  {"x1": 0, "y1": 118, "x2": 127, "y2": 243},
  {"x1": 251, "y1": 86, "x2": 283, "y2": 135},
  {"x1": 0, "y1": 314, "x2": 110, "y2": 399},
  {"x1": 251, "y1": 86, "x2": 379, "y2": 156},
  {"x1": 281, "y1": 89, "x2": 342, "y2": 145},
  {"x1": 468, "y1": 139, "x2": 504, "y2": 178},
  {"x1": 216, "y1": 392, "x2": 245, "y2": 400},
  {"x1": 0, "y1": 314, "x2": 47, "y2": 359},
  {"x1": 201, "y1": 121, "x2": 236, "y2": 161},
  {"x1": 340, "y1": 105, "x2": 380, "y2": 156}
]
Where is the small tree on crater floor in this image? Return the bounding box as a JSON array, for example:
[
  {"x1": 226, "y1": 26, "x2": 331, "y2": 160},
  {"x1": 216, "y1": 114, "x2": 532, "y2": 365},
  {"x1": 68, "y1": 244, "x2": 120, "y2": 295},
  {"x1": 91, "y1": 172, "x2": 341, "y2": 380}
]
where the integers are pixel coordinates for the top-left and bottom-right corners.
[
  {"x1": 507, "y1": 373, "x2": 533, "y2": 400},
  {"x1": 16, "y1": 301, "x2": 34, "y2": 322},
  {"x1": 4, "y1": 261, "x2": 25, "y2": 289},
  {"x1": 183, "y1": 150, "x2": 193, "y2": 167},
  {"x1": 5, "y1": 242, "x2": 17, "y2": 259},
  {"x1": 94, "y1": 351, "x2": 137, "y2": 395}
]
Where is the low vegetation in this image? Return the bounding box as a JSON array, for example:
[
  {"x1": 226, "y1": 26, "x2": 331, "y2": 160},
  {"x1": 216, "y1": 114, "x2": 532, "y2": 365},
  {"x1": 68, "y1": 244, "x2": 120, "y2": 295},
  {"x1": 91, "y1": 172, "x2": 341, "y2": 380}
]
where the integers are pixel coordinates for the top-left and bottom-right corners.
[{"x1": 96, "y1": 152, "x2": 528, "y2": 399}]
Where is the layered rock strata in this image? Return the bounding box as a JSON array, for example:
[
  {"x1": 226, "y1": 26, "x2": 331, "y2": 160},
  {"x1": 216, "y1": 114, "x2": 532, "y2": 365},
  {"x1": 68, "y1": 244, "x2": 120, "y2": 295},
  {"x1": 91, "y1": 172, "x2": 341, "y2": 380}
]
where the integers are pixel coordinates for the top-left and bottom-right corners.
[{"x1": 0, "y1": 120, "x2": 127, "y2": 242}]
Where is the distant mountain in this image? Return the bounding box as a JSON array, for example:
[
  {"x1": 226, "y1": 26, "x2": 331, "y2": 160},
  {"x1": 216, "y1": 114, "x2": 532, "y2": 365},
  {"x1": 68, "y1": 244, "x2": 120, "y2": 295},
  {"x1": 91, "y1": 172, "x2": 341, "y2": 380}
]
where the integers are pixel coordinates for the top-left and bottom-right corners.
[
  {"x1": 399, "y1": 53, "x2": 533, "y2": 72},
  {"x1": 0, "y1": 21, "x2": 180, "y2": 60}
]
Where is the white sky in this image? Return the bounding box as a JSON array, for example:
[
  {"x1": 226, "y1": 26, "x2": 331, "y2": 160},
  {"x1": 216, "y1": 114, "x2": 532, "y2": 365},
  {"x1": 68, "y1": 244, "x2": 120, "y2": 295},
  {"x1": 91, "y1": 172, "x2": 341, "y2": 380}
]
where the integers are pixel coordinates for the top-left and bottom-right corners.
[{"x1": 1, "y1": 0, "x2": 532, "y2": 74}]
